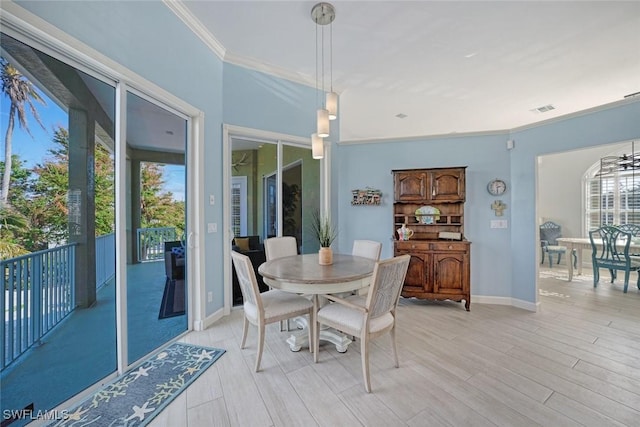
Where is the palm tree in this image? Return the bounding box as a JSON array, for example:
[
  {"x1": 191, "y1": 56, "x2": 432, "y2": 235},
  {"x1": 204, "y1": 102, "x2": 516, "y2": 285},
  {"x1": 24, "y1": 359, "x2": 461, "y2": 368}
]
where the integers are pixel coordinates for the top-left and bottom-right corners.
[
  {"x1": 1, "y1": 58, "x2": 46, "y2": 207},
  {"x1": 0, "y1": 205, "x2": 29, "y2": 259}
]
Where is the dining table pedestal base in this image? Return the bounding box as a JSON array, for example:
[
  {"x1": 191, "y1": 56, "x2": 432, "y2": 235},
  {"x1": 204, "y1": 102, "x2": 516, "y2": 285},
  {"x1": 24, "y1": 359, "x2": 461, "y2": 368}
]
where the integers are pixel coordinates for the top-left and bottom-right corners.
[{"x1": 285, "y1": 316, "x2": 351, "y2": 353}]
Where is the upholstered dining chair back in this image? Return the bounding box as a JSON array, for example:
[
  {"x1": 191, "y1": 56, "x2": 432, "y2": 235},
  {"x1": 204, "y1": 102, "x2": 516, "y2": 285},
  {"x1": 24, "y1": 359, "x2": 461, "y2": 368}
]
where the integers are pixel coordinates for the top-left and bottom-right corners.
[
  {"x1": 264, "y1": 236, "x2": 298, "y2": 261},
  {"x1": 231, "y1": 250, "x2": 261, "y2": 308},
  {"x1": 352, "y1": 240, "x2": 382, "y2": 261},
  {"x1": 231, "y1": 250, "x2": 314, "y2": 372},
  {"x1": 314, "y1": 254, "x2": 411, "y2": 392}
]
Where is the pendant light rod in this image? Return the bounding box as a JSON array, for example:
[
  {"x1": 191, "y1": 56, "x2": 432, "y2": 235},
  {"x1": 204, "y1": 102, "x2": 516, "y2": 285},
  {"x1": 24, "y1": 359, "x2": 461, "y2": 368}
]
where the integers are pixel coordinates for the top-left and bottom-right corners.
[{"x1": 311, "y1": 3, "x2": 336, "y2": 154}]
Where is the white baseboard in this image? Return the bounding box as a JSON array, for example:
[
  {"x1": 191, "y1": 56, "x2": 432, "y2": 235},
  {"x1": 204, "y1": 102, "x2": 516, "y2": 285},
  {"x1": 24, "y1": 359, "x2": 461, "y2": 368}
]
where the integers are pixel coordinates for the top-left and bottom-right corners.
[
  {"x1": 472, "y1": 295, "x2": 539, "y2": 312},
  {"x1": 194, "y1": 307, "x2": 225, "y2": 331}
]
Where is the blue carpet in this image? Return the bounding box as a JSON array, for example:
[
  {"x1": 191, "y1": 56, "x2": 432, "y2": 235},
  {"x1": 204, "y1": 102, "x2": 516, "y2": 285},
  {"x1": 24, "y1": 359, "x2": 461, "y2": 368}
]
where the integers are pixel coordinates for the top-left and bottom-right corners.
[{"x1": 49, "y1": 343, "x2": 224, "y2": 426}]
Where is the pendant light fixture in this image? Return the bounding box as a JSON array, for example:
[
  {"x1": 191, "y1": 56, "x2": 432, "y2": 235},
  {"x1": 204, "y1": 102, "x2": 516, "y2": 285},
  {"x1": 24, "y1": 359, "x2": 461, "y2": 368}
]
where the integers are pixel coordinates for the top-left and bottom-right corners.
[
  {"x1": 312, "y1": 133, "x2": 324, "y2": 159},
  {"x1": 311, "y1": 2, "x2": 336, "y2": 149}
]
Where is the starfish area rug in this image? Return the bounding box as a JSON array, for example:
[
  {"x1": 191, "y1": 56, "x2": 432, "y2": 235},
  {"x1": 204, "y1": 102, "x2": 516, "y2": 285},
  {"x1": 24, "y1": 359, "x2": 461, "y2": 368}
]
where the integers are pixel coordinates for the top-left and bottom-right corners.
[{"x1": 50, "y1": 342, "x2": 225, "y2": 426}]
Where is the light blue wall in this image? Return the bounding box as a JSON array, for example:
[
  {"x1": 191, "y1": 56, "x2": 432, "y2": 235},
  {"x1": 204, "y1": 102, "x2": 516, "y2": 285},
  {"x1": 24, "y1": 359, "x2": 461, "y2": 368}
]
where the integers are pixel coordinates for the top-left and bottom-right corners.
[
  {"x1": 336, "y1": 100, "x2": 640, "y2": 304},
  {"x1": 335, "y1": 133, "x2": 513, "y2": 299},
  {"x1": 509, "y1": 101, "x2": 640, "y2": 303},
  {"x1": 222, "y1": 63, "x2": 318, "y2": 138}
]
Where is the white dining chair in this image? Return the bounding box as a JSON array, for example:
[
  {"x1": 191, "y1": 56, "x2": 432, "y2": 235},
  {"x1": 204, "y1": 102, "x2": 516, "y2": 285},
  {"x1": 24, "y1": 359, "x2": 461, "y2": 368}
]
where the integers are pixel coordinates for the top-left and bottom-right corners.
[
  {"x1": 264, "y1": 236, "x2": 298, "y2": 260},
  {"x1": 231, "y1": 251, "x2": 314, "y2": 372},
  {"x1": 314, "y1": 254, "x2": 410, "y2": 392},
  {"x1": 264, "y1": 236, "x2": 299, "y2": 330},
  {"x1": 352, "y1": 239, "x2": 382, "y2": 261},
  {"x1": 352, "y1": 240, "x2": 382, "y2": 296}
]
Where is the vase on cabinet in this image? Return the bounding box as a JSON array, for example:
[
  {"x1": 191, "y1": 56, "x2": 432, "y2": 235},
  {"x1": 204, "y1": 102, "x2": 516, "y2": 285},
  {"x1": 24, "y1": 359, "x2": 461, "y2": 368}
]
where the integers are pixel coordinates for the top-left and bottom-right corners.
[
  {"x1": 397, "y1": 224, "x2": 414, "y2": 241},
  {"x1": 319, "y1": 247, "x2": 333, "y2": 265}
]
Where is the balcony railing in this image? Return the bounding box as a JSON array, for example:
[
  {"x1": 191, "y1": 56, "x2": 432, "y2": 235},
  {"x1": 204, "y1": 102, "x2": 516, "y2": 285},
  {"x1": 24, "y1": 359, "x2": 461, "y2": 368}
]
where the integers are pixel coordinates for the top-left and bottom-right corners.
[
  {"x1": 96, "y1": 233, "x2": 115, "y2": 289},
  {"x1": 1, "y1": 244, "x2": 76, "y2": 370},
  {"x1": 137, "y1": 227, "x2": 177, "y2": 262},
  {"x1": 1, "y1": 232, "x2": 118, "y2": 370}
]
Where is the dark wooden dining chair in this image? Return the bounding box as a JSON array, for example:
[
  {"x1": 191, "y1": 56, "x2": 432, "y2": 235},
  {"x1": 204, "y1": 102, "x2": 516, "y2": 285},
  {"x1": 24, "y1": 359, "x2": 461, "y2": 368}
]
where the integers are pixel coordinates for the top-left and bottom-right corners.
[
  {"x1": 314, "y1": 255, "x2": 410, "y2": 392},
  {"x1": 231, "y1": 251, "x2": 314, "y2": 371},
  {"x1": 589, "y1": 225, "x2": 640, "y2": 293}
]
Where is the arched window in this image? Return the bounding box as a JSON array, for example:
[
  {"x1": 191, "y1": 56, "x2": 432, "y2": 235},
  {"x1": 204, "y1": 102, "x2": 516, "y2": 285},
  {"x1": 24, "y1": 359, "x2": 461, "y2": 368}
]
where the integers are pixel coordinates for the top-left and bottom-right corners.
[{"x1": 585, "y1": 142, "x2": 640, "y2": 233}]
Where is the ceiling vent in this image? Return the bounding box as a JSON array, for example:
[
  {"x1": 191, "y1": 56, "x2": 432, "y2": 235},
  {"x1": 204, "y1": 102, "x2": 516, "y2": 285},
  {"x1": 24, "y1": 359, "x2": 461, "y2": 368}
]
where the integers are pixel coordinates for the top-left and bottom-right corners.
[
  {"x1": 531, "y1": 104, "x2": 556, "y2": 114},
  {"x1": 395, "y1": 113, "x2": 408, "y2": 119}
]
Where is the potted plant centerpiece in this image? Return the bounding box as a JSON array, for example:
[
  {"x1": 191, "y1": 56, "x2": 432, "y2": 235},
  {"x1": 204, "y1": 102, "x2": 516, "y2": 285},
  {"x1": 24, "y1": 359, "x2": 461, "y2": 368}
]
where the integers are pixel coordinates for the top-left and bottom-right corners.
[{"x1": 311, "y1": 210, "x2": 337, "y2": 265}]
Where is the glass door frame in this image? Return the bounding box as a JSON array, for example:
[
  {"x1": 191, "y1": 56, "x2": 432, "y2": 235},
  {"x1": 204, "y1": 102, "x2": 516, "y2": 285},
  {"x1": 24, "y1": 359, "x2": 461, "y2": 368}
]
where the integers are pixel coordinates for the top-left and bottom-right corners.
[{"x1": 222, "y1": 124, "x2": 329, "y2": 312}]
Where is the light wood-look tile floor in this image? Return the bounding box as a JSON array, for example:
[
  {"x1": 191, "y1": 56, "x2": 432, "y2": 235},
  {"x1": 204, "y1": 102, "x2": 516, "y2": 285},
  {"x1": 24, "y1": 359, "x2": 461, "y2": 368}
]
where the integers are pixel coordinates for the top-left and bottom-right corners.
[{"x1": 150, "y1": 267, "x2": 640, "y2": 426}]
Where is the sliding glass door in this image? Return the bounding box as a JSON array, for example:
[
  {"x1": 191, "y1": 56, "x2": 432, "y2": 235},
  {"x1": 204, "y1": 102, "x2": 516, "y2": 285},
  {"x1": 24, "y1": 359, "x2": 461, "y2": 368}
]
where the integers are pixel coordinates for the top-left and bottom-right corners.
[
  {"x1": 125, "y1": 92, "x2": 188, "y2": 364},
  {"x1": 1, "y1": 32, "x2": 117, "y2": 424},
  {"x1": 0, "y1": 30, "x2": 192, "y2": 424},
  {"x1": 229, "y1": 134, "x2": 320, "y2": 306}
]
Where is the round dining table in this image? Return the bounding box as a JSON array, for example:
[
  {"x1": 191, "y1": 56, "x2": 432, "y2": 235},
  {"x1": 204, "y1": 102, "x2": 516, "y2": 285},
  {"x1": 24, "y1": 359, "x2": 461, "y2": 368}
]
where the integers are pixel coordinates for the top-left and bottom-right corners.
[{"x1": 258, "y1": 253, "x2": 376, "y2": 352}]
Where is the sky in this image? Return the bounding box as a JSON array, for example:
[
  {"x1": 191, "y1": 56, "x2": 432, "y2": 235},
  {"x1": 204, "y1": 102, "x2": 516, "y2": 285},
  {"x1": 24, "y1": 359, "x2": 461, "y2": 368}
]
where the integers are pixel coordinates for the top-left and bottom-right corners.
[{"x1": 1, "y1": 80, "x2": 185, "y2": 202}]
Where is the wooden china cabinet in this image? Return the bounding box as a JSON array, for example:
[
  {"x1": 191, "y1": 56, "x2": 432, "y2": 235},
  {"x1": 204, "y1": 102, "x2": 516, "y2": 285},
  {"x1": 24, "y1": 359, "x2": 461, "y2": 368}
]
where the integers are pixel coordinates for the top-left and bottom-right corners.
[{"x1": 393, "y1": 167, "x2": 471, "y2": 310}]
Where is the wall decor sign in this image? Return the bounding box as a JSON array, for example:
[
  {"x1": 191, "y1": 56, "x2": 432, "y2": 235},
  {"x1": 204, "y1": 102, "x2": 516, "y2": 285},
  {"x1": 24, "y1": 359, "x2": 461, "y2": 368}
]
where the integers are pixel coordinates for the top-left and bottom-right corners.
[{"x1": 351, "y1": 188, "x2": 382, "y2": 205}]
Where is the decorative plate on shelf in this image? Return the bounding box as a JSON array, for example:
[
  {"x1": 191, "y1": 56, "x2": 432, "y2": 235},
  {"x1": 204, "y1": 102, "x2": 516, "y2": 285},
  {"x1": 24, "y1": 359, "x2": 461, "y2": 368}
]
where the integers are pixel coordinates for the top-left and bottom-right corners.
[{"x1": 415, "y1": 206, "x2": 440, "y2": 224}]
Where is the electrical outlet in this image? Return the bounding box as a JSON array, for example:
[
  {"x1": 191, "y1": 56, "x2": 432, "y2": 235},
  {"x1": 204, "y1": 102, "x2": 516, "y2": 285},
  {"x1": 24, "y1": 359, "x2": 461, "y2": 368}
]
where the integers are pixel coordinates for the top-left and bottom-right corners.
[
  {"x1": 207, "y1": 292, "x2": 213, "y2": 303},
  {"x1": 207, "y1": 223, "x2": 217, "y2": 233},
  {"x1": 209, "y1": 194, "x2": 215, "y2": 205}
]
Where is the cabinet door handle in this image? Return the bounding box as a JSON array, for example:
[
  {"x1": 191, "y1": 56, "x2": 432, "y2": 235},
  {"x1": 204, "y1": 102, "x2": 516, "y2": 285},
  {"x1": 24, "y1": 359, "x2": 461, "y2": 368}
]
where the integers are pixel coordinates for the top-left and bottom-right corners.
[
  {"x1": 432, "y1": 187, "x2": 436, "y2": 197},
  {"x1": 448, "y1": 245, "x2": 453, "y2": 250}
]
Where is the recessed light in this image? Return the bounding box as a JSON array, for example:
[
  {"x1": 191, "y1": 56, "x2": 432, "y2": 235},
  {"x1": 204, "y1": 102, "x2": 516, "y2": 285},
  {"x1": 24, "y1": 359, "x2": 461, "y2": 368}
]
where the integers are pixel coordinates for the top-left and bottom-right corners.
[
  {"x1": 395, "y1": 113, "x2": 408, "y2": 119},
  {"x1": 165, "y1": 130, "x2": 174, "y2": 135},
  {"x1": 464, "y1": 52, "x2": 477, "y2": 58}
]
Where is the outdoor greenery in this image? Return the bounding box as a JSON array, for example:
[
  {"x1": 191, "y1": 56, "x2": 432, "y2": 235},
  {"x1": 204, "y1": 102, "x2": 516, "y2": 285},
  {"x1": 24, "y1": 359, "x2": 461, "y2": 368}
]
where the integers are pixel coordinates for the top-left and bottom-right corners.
[
  {"x1": 0, "y1": 58, "x2": 185, "y2": 260},
  {"x1": 1, "y1": 58, "x2": 46, "y2": 207},
  {"x1": 0, "y1": 127, "x2": 185, "y2": 259}
]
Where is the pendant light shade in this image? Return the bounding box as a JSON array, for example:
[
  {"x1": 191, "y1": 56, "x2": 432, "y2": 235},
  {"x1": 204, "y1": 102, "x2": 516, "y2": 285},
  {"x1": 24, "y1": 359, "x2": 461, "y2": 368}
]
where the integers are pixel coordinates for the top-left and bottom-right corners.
[
  {"x1": 326, "y1": 91, "x2": 338, "y2": 120},
  {"x1": 317, "y1": 108, "x2": 330, "y2": 137},
  {"x1": 312, "y1": 133, "x2": 324, "y2": 159}
]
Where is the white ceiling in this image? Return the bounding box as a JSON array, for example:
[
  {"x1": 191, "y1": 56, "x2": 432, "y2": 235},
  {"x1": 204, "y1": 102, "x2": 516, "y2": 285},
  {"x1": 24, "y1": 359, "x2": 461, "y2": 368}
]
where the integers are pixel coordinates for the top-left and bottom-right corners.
[{"x1": 178, "y1": 1, "x2": 640, "y2": 142}]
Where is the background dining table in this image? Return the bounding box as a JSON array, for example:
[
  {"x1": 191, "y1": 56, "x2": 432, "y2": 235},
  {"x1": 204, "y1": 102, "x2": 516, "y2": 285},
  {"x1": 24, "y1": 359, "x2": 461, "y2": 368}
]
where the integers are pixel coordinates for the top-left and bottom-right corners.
[{"x1": 556, "y1": 237, "x2": 640, "y2": 281}]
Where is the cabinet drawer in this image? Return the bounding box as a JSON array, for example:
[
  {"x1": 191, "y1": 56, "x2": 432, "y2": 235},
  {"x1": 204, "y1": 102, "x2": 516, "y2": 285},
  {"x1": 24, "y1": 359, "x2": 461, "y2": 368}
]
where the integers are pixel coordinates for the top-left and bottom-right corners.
[
  {"x1": 395, "y1": 241, "x2": 430, "y2": 251},
  {"x1": 430, "y1": 242, "x2": 468, "y2": 252},
  {"x1": 395, "y1": 240, "x2": 468, "y2": 252}
]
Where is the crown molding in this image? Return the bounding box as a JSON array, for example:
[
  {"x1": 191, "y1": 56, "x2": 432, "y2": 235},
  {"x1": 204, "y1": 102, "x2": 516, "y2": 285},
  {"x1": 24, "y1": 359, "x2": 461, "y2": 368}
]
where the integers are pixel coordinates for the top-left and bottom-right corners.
[
  {"x1": 163, "y1": 0, "x2": 226, "y2": 60},
  {"x1": 339, "y1": 129, "x2": 511, "y2": 146},
  {"x1": 166, "y1": 1, "x2": 317, "y2": 89},
  {"x1": 223, "y1": 51, "x2": 316, "y2": 89}
]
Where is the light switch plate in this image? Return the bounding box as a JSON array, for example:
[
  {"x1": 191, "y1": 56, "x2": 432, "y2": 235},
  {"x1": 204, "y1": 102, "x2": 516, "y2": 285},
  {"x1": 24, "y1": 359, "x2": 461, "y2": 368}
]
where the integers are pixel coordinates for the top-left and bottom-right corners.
[
  {"x1": 207, "y1": 223, "x2": 217, "y2": 233},
  {"x1": 491, "y1": 220, "x2": 508, "y2": 229}
]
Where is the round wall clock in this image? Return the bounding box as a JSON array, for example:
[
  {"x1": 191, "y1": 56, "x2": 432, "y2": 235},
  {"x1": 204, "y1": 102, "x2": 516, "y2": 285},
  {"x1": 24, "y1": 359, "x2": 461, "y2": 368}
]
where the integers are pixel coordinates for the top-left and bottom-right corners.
[{"x1": 487, "y1": 178, "x2": 507, "y2": 196}]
